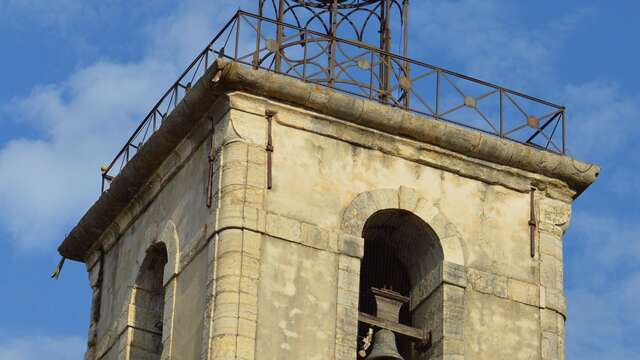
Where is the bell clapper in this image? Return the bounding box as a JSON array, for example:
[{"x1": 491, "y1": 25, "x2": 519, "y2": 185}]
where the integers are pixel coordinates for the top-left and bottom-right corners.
[{"x1": 359, "y1": 327, "x2": 374, "y2": 357}]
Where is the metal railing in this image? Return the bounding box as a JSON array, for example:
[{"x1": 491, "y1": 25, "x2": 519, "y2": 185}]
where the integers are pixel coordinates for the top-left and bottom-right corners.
[{"x1": 101, "y1": 11, "x2": 566, "y2": 192}]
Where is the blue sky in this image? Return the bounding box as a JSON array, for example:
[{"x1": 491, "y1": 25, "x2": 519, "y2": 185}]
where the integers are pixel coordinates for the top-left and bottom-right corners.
[{"x1": 0, "y1": 1, "x2": 637, "y2": 358}]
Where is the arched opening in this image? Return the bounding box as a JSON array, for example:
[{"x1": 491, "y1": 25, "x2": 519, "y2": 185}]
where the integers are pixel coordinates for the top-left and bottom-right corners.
[
  {"x1": 358, "y1": 209, "x2": 443, "y2": 359},
  {"x1": 130, "y1": 243, "x2": 168, "y2": 359}
]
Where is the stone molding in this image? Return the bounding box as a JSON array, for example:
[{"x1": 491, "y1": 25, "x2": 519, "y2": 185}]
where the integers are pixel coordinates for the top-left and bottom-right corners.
[
  {"x1": 335, "y1": 188, "x2": 468, "y2": 360},
  {"x1": 61, "y1": 59, "x2": 597, "y2": 263},
  {"x1": 216, "y1": 60, "x2": 598, "y2": 194},
  {"x1": 340, "y1": 186, "x2": 466, "y2": 266},
  {"x1": 227, "y1": 91, "x2": 573, "y2": 202}
]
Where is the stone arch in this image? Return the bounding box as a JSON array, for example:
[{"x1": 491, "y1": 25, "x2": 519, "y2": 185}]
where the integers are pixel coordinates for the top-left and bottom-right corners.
[
  {"x1": 128, "y1": 242, "x2": 168, "y2": 359},
  {"x1": 123, "y1": 220, "x2": 180, "y2": 359},
  {"x1": 340, "y1": 186, "x2": 465, "y2": 266},
  {"x1": 338, "y1": 187, "x2": 467, "y2": 360}
]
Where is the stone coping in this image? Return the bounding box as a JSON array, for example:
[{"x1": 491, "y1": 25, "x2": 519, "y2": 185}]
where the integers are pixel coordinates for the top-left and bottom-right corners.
[
  {"x1": 216, "y1": 59, "x2": 598, "y2": 193},
  {"x1": 58, "y1": 59, "x2": 598, "y2": 262}
]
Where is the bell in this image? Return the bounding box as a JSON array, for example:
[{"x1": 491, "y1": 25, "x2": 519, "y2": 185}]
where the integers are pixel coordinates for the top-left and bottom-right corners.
[{"x1": 365, "y1": 329, "x2": 404, "y2": 360}]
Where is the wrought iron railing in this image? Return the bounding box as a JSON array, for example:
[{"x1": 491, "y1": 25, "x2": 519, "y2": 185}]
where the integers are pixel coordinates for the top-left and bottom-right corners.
[{"x1": 100, "y1": 11, "x2": 566, "y2": 192}]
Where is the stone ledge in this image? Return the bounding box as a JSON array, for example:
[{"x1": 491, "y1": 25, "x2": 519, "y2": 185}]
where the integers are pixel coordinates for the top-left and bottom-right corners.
[
  {"x1": 411, "y1": 262, "x2": 467, "y2": 311},
  {"x1": 58, "y1": 62, "x2": 228, "y2": 261},
  {"x1": 218, "y1": 59, "x2": 598, "y2": 195},
  {"x1": 465, "y1": 267, "x2": 567, "y2": 315},
  {"x1": 60, "y1": 59, "x2": 598, "y2": 263}
]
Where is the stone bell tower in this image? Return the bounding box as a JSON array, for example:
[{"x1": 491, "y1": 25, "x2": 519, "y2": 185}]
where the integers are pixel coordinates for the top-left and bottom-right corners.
[{"x1": 58, "y1": 1, "x2": 598, "y2": 359}]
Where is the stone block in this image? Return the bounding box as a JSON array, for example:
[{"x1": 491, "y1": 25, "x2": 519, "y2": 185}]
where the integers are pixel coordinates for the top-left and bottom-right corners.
[
  {"x1": 508, "y1": 278, "x2": 540, "y2": 307},
  {"x1": 220, "y1": 163, "x2": 247, "y2": 188},
  {"x1": 246, "y1": 163, "x2": 266, "y2": 189},
  {"x1": 239, "y1": 276, "x2": 258, "y2": 296},
  {"x1": 546, "y1": 288, "x2": 567, "y2": 317},
  {"x1": 466, "y1": 267, "x2": 508, "y2": 298},
  {"x1": 217, "y1": 230, "x2": 243, "y2": 255},
  {"x1": 443, "y1": 262, "x2": 467, "y2": 288},
  {"x1": 337, "y1": 269, "x2": 359, "y2": 291},
  {"x1": 236, "y1": 335, "x2": 256, "y2": 360},
  {"x1": 216, "y1": 275, "x2": 241, "y2": 293},
  {"x1": 336, "y1": 289, "x2": 359, "y2": 308},
  {"x1": 399, "y1": 185, "x2": 419, "y2": 211},
  {"x1": 241, "y1": 257, "x2": 260, "y2": 280},
  {"x1": 248, "y1": 145, "x2": 267, "y2": 165},
  {"x1": 210, "y1": 335, "x2": 237, "y2": 358},
  {"x1": 242, "y1": 230, "x2": 262, "y2": 258},
  {"x1": 541, "y1": 309, "x2": 561, "y2": 334},
  {"x1": 212, "y1": 315, "x2": 239, "y2": 336},
  {"x1": 217, "y1": 252, "x2": 242, "y2": 277},
  {"x1": 414, "y1": 198, "x2": 440, "y2": 225},
  {"x1": 541, "y1": 254, "x2": 563, "y2": 290},
  {"x1": 540, "y1": 232, "x2": 563, "y2": 261},
  {"x1": 223, "y1": 141, "x2": 248, "y2": 163},
  {"x1": 300, "y1": 223, "x2": 330, "y2": 250},
  {"x1": 338, "y1": 255, "x2": 360, "y2": 274},
  {"x1": 266, "y1": 213, "x2": 301, "y2": 241},
  {"x1": 217, "y1": 205, "x2": 246, "y2": 230},
  {"x1": 541, "y1": 331, "x2": 559, "y2": 359},
  {"x1": 338, "y1": 233, "x2": 364, "y2": 258}
]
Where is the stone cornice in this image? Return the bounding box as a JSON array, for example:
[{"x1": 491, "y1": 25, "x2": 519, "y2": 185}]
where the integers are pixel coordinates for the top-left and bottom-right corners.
[
  {"x1": 216, "y1": 59, "x2": 598, "y2": 195},
  {"x1": 58, "y1": 59, "x2": 598, "y2": 262}
]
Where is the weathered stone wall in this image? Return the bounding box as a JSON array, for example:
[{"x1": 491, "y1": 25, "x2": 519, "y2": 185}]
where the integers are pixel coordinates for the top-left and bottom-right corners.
[
  {"x1": 221, "y1": 92, "x2": 572, "y2": 360},
  {"x1": 84, "y1": 90, "x2": 573, "y2": 360},
  {"x1": 83, "y1": 99, "x2": 225, "y2": 359}
]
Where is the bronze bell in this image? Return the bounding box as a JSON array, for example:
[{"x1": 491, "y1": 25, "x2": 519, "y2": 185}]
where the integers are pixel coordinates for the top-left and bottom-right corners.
[
  {"x1": 363, "y1": 287, "x2": 409, "y2": 360},
  {"x1": 365, "y1": 329, "x2": 404, "y2": 360}
]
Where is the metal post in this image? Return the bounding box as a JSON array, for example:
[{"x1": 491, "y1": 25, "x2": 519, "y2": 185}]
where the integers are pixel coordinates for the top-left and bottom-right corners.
[
  {"x1": 435, "y1": 69, "x2": 440, "y2": 117},
  {"x1": 499, "y1": 89, "x2": 504, "y2": 137},
  {"x1": 275, "y1": 0, "x2": 285, "y2": 72},
  {"x1": 302, "y1": 29, "x2": 308, "y2": 81},
  {"x1": 529, "y1": 188, "x2": 537, "y2": 258},
  {"x1": 562, "y1": 109, "x2": 566, "y2": 154},
  {"x1": 378, "y1": 0, "x2": 391, "y2": 103},
  {"x1": 328, "y1": 0, "x2": 338, "y2": 86},
  {"x1": 253, "y1": 2, "x2": 264, "y2": 68},
  {"x1": 402, "y1": 0, "x2": 410, "y2": 109},
  {"x1": 234, "y1": 14, "x2": 240, "y2": 61}
]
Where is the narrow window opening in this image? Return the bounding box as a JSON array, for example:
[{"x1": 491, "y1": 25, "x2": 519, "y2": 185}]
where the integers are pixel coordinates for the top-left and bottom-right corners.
[
  {"x1": 131, "y1": 243, "x2": 168, "y2": 358},
  {"x1": 357, "y1": 209, "x2": 443, "y2": 360},
  {"x1": 358, "y1": 240, "x2": 412, "y2": 358}
]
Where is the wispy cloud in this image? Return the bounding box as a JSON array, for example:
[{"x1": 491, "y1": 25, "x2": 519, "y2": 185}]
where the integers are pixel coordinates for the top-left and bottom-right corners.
[
  {"x1": 0, "y1": 334, "x2": 84, "y2": 360},
  {"x1": 560, "y1": 81, "x2": 640, "y2": 160},
  {"x1": 411, "y1": 0, "x2": 594, "y2": 90},
  {"x1": 0, "y1": 0, "x2": 92, "y2": 26},
  {"x1": 565, "y1": 211, "x2": 640, "y2": 358},
  {"x1": 409, "y1": 1, "x2": 639, "y2": 358},
  {"x1": 0, "y1": 0, "x2": 251, "y2": 251}
]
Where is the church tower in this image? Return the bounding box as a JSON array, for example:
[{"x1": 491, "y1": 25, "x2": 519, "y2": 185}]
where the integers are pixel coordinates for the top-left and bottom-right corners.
[{"x1": 58, "y1": 1, "x2": 599, "y2": 359}]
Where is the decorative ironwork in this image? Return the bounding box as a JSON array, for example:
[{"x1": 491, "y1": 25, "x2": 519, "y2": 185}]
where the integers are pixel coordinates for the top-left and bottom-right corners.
[{"x1": 100, "y1": 5, "x2": 567, "y2": 192}]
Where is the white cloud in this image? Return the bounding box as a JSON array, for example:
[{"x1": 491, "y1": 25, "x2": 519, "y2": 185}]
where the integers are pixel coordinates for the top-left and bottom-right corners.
[
  {"x1": 408, "y1": 1, "x2": 639, "y2": 358},
  {"x1": 565, "y1": 211, "x2": 640, "y2": 358},
  {"x1": 410, "y1": 0, "x2": 593, "y2": 89},
  {"x1": 561, "y1": 81, "x2": 640, "y2": 160},
  {"x1": 0, "y1": 0, "x2": 251, "y2": 251},
  {"x1": 0, "y1": 334, "x2": 84, "y2": 360},
  {"x1": 0, "y1": 0, "x2": 92, "y2": 26},
  {"x1": 0, "y1": 60, "x2": 175, "y2": 251}
]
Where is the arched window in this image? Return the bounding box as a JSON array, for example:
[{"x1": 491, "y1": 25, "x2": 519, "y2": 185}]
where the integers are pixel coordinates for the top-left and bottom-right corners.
[
  {"x1": 129, "y1": 243, "x2": 168, "y2": 359},
  {"x1": 358, "y1": 209, "x2": 443, "y2": 359}
]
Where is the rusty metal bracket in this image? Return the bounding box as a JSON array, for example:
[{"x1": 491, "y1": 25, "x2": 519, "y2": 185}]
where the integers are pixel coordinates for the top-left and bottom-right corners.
[
  {"x1": 529, "y1": 188, "x2": 537, "y2": 258},
  {"x1": 206, "y1": 116, "x2": 217, "y2": 208},
  {"x1": 265, "y1": 110, "x2": 276, "y2": 190},
  {"x1": 51, "y1": 256, "x2": 66, "y2": 279},
  {"x1": 206, "y1": 154, "x2": 215, "y2": 208}
]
